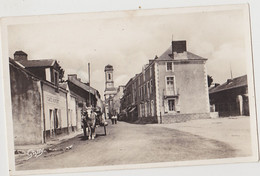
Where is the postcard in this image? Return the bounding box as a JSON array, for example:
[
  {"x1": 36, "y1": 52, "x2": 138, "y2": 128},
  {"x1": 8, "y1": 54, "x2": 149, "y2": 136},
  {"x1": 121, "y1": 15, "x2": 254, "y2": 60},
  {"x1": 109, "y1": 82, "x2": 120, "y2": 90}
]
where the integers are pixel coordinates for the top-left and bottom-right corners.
[{"x1": 0, "y1": 3, "x2": 258, "y2": 176}]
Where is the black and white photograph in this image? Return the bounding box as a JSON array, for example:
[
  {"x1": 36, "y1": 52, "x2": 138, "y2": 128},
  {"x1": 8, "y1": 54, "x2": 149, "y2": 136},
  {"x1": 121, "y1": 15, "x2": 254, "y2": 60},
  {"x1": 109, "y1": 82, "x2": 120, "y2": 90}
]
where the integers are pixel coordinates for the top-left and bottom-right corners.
[{"x1": 0, "y1": 2, "x2": 259, "y2": 176}]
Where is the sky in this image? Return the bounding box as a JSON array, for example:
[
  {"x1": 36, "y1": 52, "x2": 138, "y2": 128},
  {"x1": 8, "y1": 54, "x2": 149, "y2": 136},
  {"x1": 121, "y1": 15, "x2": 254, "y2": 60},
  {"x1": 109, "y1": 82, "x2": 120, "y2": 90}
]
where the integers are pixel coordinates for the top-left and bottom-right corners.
[{"x1": 8, "y1": 7, "x2": 250, "y2": 100}]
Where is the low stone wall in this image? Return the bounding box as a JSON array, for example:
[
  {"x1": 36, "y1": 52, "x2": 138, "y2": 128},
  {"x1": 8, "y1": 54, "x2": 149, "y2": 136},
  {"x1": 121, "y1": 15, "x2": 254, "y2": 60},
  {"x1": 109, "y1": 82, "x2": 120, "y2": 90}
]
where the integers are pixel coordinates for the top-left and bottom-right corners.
[
  {"x1": 162, "y1": 113, "x2": 211, "y2": 124},
  {"x1": 135, "y1": 116, "x2": 158, "y2": 124}
]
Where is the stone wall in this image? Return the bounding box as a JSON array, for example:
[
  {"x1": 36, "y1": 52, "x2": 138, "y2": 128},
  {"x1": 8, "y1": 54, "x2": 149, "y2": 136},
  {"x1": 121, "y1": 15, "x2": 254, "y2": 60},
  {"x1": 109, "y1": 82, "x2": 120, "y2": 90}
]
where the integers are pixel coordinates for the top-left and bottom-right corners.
[{"x1": 162, "y1": 113, "x2": 211, "y2": 124}]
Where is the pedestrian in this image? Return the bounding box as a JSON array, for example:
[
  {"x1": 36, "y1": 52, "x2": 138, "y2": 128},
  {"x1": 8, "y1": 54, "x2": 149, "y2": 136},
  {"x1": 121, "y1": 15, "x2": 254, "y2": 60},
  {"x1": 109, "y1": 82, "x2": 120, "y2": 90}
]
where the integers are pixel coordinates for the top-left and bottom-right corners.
[
  {"x1": 115, "y1": 113, "x2": 118, "y2": 124},
  {"x1": 111, "y1": 114, "x2": 116, "y2": 125}
]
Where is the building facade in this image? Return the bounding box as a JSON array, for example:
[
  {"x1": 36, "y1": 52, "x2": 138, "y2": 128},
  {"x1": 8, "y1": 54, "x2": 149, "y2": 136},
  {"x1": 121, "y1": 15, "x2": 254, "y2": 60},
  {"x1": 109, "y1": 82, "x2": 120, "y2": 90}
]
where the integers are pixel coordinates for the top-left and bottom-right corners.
[
  {"x1": 121, "y1": 41, "x2": 210, "y2": 123},
  {"x1": 9, "y1": 51, "x2": 101, "y2": 145},
  {"x1": 209, "y1": 75, "x2": 249, "y2": 117},
  {"x1": 111, "y1": 86, "x2": 125, "y2": 116}
]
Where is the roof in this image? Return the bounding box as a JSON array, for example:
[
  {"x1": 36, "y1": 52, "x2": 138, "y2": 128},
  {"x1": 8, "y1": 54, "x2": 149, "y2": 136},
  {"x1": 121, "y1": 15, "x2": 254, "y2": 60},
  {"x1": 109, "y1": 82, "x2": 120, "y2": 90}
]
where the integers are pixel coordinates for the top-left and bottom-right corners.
[
  {"x1": 209, "y1": 75, "x2": 248, "y2": 94},
  {"x1": 9, "y1": 58, "x2": 67, "y2": 92},
  {"x1": 105, "y1": 64, "x2": 113, "y2": 71},
  {"x1": 67, "y1": 76, "x2": 97, "y2": 95},
  {"x1": 156, "y1": 46, "x2": 206, "y2": 61},
  {"x1": 59, "y1": 82, "x2": 68, "y2": 90},
  {"x1": 18, "y1": 59, "x2": 56, "y2": 68}
]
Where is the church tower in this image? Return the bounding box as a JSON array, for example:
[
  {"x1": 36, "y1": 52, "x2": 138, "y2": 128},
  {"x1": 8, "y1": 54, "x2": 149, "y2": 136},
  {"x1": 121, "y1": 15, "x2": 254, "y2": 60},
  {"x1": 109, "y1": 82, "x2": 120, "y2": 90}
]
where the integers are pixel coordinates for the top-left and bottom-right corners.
[
  {"x1": 104, "y1": 65, "x2": 117, "y2": 99},
  {"x1": 104, "y1": 65, "x2": 117, "y2": 118}
]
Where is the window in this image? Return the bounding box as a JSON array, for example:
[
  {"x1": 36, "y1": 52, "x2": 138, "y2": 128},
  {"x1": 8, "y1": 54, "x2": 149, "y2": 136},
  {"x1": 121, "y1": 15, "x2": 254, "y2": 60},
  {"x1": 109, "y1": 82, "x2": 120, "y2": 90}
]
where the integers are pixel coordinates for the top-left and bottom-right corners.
[
  {"x1": 167, "y1": 77, "x2": 174, "y2": 85},
  {"x1": 139, "y1": 104, "x2": 142, "y2": 117},
  {"x1": 166, "y1": 77, "x2": 175, "y2": 95},
  {"x1": 144, "y1": 84, "x2": 147, "y2": 96},
  {"x1": 147, "y1": 82, "x2": 150, "y2": 98},
  {"x1": 150, "y1": 66, "x2": 152, "y2": 77},
  {"x1": 166, "y1": 62, "x2": 173, "y2": 71},
  {"x1": 108, "y1": 73, "x2": 111, "y2": 80},
  {"x1": 168, "y1": 99, "x2": 175, "y2": 111},
  {"x1": 151, "y1": 100, "x2": 154, "y2": 116},
  {"x1": 150, "y1": 80, "x2": 153, "y2": 94}
]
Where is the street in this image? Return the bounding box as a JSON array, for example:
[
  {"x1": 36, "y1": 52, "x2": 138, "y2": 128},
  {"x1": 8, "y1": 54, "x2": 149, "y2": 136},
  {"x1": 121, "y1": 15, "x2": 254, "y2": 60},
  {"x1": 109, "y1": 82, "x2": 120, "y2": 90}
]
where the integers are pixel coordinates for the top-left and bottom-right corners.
[{"x1": 16, "y1": 119, "x2": 239, "y2": 171}]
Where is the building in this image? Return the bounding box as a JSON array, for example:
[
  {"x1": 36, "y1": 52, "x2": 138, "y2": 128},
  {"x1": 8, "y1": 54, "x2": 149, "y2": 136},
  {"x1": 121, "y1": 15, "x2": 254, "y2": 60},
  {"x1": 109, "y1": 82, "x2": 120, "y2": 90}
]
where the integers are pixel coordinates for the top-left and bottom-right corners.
[
  {"x1": 67, "y1": 74, "x2": 102, "y2": 126},
  {"x1": 9, "y1": 51, "x2": 101, "y2": 145},
  {"x1": 111, "y1": 85, "x2": 125, "y2": 116},
  {"x1": 120, "y1": 40, "x2": 210, "y2": 123},
  {"x1": 104, "y1": 65, "x2": 117, "y2": 118},
  {"x1": 209, "y1": 75, "x2": 249, "y2": 117}
]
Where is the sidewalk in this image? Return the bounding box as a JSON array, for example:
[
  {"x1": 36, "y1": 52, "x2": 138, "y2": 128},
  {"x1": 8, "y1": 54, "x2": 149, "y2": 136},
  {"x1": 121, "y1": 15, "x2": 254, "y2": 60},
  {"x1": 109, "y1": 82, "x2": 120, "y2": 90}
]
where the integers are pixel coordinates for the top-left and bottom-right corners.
[
  {"x1": 15, "y1": 130, "x2": 83, "y2": 150},
  {"x1": 14, "y1": 130, "x2": 83, "y2": 165}
]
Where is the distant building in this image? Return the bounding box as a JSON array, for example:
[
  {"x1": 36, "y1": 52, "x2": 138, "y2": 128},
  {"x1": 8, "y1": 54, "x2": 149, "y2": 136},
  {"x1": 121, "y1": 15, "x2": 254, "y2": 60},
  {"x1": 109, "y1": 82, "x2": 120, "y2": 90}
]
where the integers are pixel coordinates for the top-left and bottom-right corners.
[
  {"x1": 120, "y1": 40, "x2": 210, "y2": 123},
  {"x1": 111, "y1": 85, "x2": 125, "y2": 115},
  {"x1": 104, "y1": 65, "x2": 117, "y2": 118},
  {"x1": 209, "y1": 75, "x2": 249, "y2": 117}
]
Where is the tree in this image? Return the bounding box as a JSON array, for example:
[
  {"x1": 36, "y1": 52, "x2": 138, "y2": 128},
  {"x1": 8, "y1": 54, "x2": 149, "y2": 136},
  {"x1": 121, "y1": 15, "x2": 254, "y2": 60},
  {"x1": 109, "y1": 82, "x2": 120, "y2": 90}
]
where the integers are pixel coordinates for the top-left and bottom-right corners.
[{"x1": 207, "y1": 75, "x2": 213, "y2": 87}]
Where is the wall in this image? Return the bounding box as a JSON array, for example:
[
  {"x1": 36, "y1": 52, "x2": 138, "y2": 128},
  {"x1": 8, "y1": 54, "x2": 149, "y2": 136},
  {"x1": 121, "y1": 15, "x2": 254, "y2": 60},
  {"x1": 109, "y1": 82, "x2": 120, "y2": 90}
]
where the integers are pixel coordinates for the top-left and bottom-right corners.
[
  {"x1": 10, "y1": 62, "x2": 42, "y2": 145},
  {"x1": 162, "y1": 113, "x2": 211, "y2": 124},
  {"x1": 42, "y1": 83, "x2": 68, "y2": 139},
  {"x1": 67, "y1": 92, "x2": 77, "y2": 132},
  {"x1": 174, "y1": 61, "x2": 209, "y2": 113},
  {"x1": 157, "y1": 60, "x2": 209, "y2": 116},
  {"x1": 210, "y1": 87, "x2": 249, "y2": 116}
]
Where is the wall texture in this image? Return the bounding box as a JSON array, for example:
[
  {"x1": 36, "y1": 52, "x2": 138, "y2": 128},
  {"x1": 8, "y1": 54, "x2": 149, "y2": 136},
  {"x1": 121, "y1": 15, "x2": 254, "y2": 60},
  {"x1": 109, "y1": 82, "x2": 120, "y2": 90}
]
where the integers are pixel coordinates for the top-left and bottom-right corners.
[
  {"x1": 174, "y1": 61, "x2": 209, "y2": 114},
  {"x1": 10, "y1": 62, "x2": 42, "y2": 145}
]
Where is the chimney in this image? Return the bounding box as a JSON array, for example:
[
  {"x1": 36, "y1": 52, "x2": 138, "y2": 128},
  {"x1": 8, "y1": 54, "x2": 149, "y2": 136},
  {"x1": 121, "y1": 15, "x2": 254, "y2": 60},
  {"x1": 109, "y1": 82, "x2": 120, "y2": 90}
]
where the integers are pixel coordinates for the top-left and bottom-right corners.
[
  {"x1": 88, "y1": 63, "x2": 90, "y2": 86},
  {"x1": 214, "y1": 83, "x2": 220, "y2": 87},
  {"x1": 14, "y1": 51, "x2": 28, "y2": 61},
  {"x1": 68, "y1": 74, "x2": 77, "y2": 80},
  {"x1": 172, "y1": 41, "x2": 187, "y2": 53},
  {"x1": 227, "y1": 79, "x2": 233, "y2": 84}
]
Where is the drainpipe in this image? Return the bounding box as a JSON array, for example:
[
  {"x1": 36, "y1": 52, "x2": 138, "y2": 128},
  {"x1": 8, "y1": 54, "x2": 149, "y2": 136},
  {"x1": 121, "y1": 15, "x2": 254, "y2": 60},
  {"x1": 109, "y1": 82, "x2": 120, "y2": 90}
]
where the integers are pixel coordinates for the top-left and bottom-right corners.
[
  {"x1": 66, "y1": 90, "x2": 69, "y2": 134},
  {"x1": 40, "y1": 81, "x2": 46, "y2": 143}
]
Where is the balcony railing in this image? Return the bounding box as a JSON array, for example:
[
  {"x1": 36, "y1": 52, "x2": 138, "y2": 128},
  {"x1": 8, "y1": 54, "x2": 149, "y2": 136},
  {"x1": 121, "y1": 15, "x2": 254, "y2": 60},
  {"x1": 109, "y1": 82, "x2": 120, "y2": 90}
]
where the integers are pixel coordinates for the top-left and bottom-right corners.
[{"x1": 163, "y1": 89, "x2": 179, "y2": 98}]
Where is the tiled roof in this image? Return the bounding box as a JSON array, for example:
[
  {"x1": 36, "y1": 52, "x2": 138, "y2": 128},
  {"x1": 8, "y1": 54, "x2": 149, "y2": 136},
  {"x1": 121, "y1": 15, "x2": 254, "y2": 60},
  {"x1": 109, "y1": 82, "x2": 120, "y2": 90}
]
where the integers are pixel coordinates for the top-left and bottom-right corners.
[
  {"x1": 156, "y1": 46, "x2": 206, "y2": 61},
  {"x1": 156, "y1": 46, "x2": 172, "y2": 60},
  {"x1": 59, "y1": 83, "x2": 68, "y2": 90},
  {"x1": 68, "y1": 76, "x2": 96, "y2": 95},
  {"x1": 18, "y1": 59, "x2": 55, "y2": 68},
  {"x1": 209, "y1": 75, "x2": 247, "y2": 94},
  {"x1": 9, "y1": 58, "x2": 67, "y2": 91}
]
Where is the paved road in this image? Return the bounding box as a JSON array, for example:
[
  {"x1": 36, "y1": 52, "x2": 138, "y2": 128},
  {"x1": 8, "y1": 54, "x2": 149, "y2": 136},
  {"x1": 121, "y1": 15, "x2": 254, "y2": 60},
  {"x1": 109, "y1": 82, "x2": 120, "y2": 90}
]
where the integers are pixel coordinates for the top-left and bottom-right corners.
[{"x1": 16, "y1": 121, "x2": 236, "y2": 170}]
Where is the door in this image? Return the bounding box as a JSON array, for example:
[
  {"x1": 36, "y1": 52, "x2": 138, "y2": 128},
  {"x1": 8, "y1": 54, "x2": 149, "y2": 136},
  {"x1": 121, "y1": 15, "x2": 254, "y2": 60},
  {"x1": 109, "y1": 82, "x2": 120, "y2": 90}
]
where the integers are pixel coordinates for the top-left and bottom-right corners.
[
  {"x1": 168, "y1": 99, "x2": 175, "y2": 112},
  {"x1": 49, "y1": 109, "x2": 54, "y2": 137}
]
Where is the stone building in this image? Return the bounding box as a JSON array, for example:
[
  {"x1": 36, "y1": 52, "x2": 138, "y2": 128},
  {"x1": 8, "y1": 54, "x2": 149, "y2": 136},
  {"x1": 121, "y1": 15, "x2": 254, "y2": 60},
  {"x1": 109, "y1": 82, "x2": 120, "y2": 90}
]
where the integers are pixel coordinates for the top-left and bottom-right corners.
[
  {"x1": 209, "y1": 75, "x2": 249, "y2": 117},
  {"x1": 120, "y1": 40, "x2": 210, "y2": 123},
  {"x1": 9, "y1": 51, "x2": 100, "y2": 145}
]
